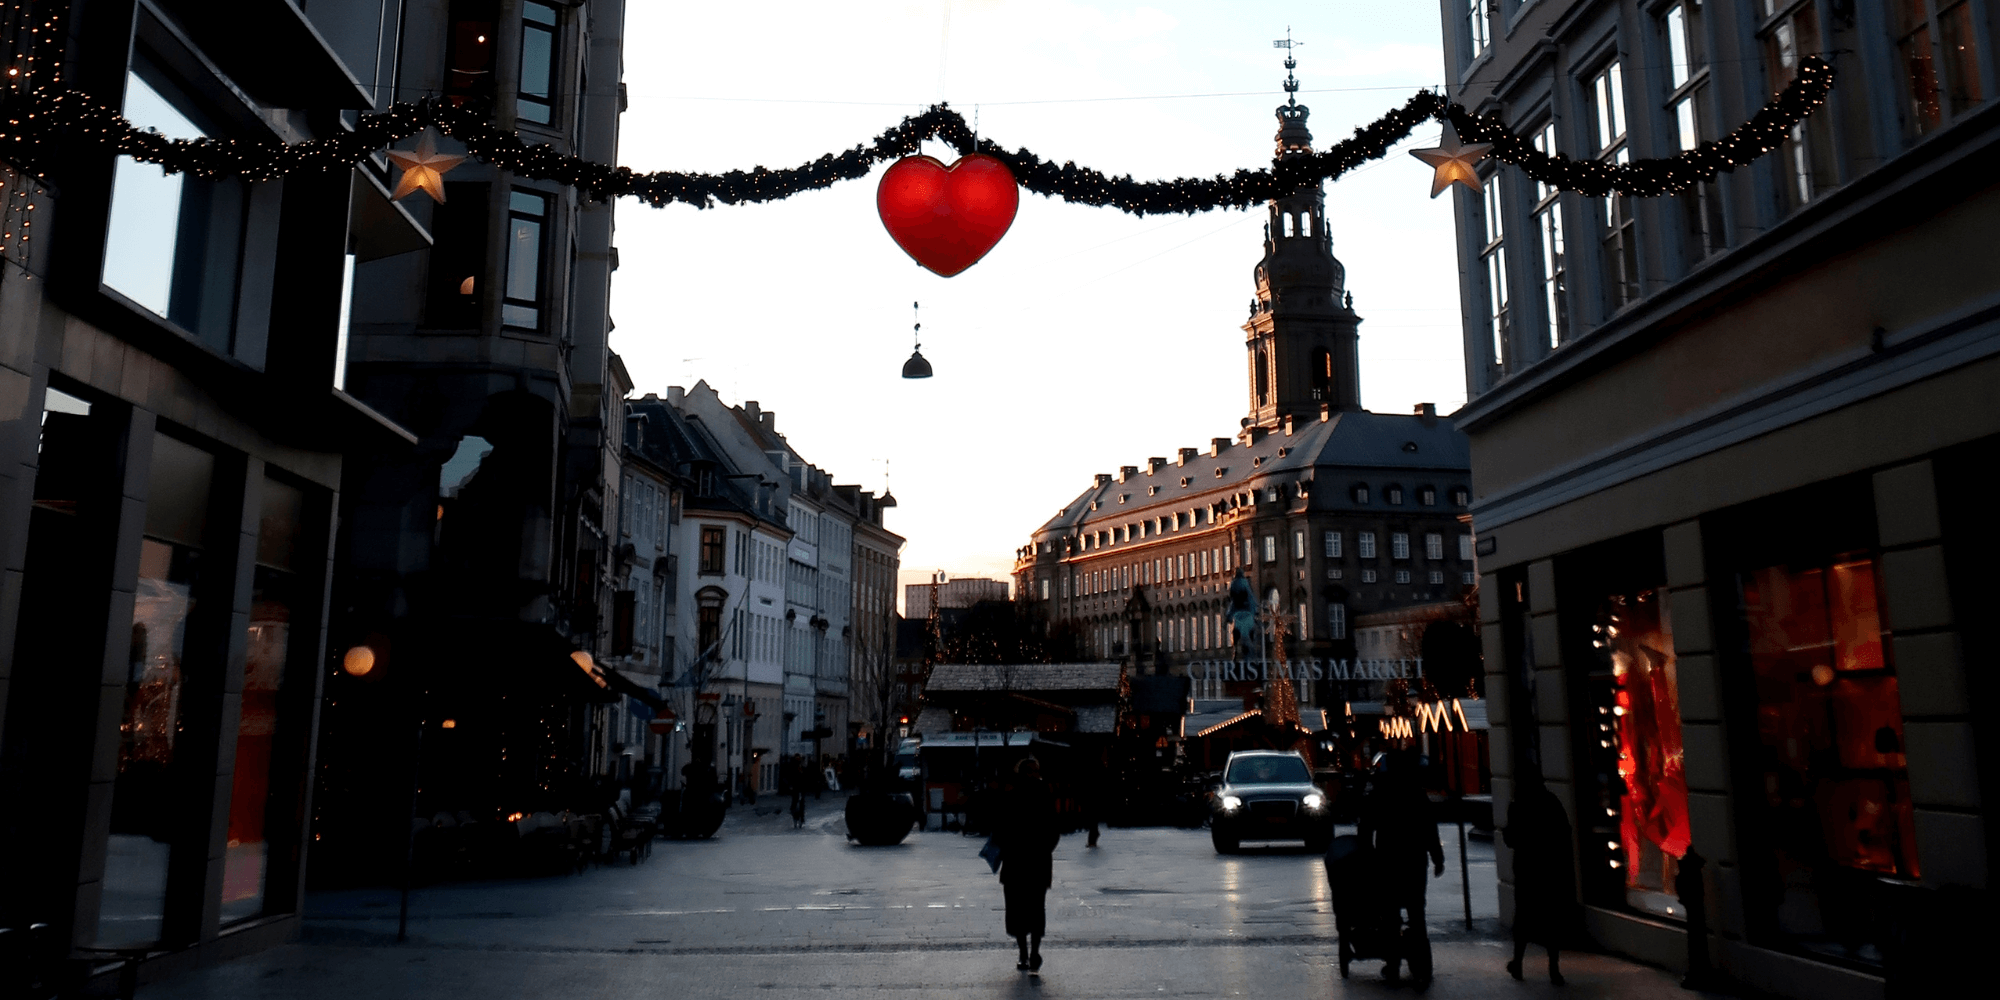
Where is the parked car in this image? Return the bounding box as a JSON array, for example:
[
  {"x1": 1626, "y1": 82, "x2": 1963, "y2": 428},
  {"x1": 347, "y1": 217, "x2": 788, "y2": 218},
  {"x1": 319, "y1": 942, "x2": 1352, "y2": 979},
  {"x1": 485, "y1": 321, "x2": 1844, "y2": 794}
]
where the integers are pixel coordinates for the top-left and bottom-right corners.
[{"x1": 1208, "y1": 750, "x2": 1334, "y2": 853}]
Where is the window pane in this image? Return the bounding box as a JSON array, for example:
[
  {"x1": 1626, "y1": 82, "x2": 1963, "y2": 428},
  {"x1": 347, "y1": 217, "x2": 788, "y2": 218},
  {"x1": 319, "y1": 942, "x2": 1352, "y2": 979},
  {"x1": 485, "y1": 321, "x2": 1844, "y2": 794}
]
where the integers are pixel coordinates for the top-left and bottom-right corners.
[
  {"x1": 520, "y1": 24, "x2": 554, "y2": 97},
  {"x1": 222, "y1": 478, "x2": 306, "y2": 924},
  {"x1": 102, "y1": 72, "x2": 201, "y2": 315},
  {"x1": 1667, "y1": 5, "x2": 1691, "y2": 89},
  {"x1": 1740, "y1": 555, "x2": 1918, "y2": 958},
  {"x1": 1584, "y1": 586, "x2": 1690, "y2": 921},
  {"x1": 102, "y1": 433, "x2": 217, "y2": 947},
  {"x1": 505, "y1": 214, "x2": 542, "y2": 309},
  {"x1": 1938, "y1": 2, "x2": 1983, "y2": 117}
]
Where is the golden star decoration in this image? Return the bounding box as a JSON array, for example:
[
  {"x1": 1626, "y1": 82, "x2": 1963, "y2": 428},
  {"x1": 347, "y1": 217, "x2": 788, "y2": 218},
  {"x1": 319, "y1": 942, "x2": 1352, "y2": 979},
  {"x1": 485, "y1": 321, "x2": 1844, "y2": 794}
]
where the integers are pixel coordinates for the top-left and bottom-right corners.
[
  {"x1": 386, "y1": 130, "x2": 466, "y2": 202},
  {"x1": 1408, "y1": 122, "x2": 1494, "y2": 199}
]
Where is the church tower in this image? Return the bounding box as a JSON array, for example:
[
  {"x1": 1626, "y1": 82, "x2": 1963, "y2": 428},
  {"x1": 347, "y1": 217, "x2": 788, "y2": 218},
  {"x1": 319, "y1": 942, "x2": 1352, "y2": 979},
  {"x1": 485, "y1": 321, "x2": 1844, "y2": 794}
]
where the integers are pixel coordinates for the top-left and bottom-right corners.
[{"x1": 1242, "y1": 47, "x2": 1362, "y2": 429}]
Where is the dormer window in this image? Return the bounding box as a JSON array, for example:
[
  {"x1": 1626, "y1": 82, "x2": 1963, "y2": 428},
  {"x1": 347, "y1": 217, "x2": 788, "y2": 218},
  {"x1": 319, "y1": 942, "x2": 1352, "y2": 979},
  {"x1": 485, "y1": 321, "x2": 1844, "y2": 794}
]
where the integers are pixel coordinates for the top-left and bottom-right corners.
[
  {"x1": 1088, "y1": 500, "x2": 1099, "y2": 511},
  {"x1": 1180, "y1": 477, "x2": 1191, "y2": 487},
  {"x1": 1215, "y1": 467, "x2": 1228, "y2": 478},
  {"x1": 1277, "y1": 447, "x2": 1291, "y2": 458},
  {"x1": 1148, "y1": 485, "x2": 1161, "y2": 496},
  {"x1": 1352, "y1": 485, "x2": 1370, "y2": 504},
  {"x1": 1118, "y1": 494, "x2": 1128, "y2": 504},
  {"x1": 1452, "y1": 487, "x2": 1469, "y2": 506},
  {"x1": 1420, "y1": 487, "x2": 1437, "y2": 506},
  {"x1": 1387, "y1": 486, "x2": 1405, "y2": 505},
  {"x1": 1253, "y1": 456, "x2": 1265, "y2": 468}
]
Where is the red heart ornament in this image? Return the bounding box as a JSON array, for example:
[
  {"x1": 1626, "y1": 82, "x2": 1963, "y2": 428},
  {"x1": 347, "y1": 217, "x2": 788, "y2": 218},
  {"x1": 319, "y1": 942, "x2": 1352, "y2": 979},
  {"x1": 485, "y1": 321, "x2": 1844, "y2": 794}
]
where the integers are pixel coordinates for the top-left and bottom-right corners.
[{"x1": 876, "y1": 154, "x2": 1019, "y2": 277}]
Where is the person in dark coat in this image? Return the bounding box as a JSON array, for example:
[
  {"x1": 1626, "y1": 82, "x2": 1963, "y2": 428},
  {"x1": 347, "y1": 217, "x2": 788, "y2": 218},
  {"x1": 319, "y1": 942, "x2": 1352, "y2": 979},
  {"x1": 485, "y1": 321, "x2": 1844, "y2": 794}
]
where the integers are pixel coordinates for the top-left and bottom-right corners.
[
  {"x1": 1505, "y1": 760, "x2": 1574, "y2": 985},
  {"x1": 1357, "y1": 749, "x2": 1445, "y2": 982},
  {"x1": 996, "y1": 757, "x2": 1061, "y2": 972}
]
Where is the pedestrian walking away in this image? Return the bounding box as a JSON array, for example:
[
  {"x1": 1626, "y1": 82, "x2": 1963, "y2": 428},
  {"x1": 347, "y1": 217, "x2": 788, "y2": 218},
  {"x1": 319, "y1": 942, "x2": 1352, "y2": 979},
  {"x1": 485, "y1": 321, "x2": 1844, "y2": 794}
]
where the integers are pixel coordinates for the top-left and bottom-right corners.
[
  {"x1": 790, "y1": 788, "x2": 807, "y2": 829},
  {"x1": 994, "y1": 756, "x2": 1060, "y2": 974},
  {"x1": 1505, "y1": 759, "x2": 1574, "y2": 985},
  {"x1": 1357, "y1": 748, "x2": 1444, "y2": 984}
]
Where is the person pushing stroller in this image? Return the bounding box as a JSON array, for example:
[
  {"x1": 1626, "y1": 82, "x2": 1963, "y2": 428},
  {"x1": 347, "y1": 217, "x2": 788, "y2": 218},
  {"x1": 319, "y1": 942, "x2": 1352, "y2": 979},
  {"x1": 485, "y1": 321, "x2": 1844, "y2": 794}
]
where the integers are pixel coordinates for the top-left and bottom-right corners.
[{"x1": 1357, "y1": 749, "x2": 1444, "y2": 983}]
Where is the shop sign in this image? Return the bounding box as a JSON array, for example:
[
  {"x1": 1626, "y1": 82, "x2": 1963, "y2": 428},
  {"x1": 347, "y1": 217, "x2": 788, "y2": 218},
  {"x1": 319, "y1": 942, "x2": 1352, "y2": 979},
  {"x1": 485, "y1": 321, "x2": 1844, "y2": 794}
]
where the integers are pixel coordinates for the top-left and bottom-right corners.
[
  {"x1": 1185, "y1": 658, "x2": 1423, "y2": 681},
  {"x1": 1379, "y1": 698, "x2": 1473, "y2": 738}
]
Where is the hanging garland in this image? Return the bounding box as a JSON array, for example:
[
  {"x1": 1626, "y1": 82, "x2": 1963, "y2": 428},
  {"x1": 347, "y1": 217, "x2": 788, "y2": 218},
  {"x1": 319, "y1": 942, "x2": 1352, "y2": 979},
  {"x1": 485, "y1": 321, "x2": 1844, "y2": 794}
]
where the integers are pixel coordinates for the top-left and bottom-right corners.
[{"x1": 0, "y1": 57, "x2": 1832, "y2": 216}]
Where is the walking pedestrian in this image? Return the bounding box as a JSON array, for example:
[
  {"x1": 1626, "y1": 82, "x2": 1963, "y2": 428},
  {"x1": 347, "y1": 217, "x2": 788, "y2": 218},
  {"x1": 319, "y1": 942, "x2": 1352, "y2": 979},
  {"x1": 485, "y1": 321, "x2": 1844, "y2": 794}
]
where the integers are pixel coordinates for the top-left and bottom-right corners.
[
  {"x1": 1505, "y1": 760, "x2": 1573, "y2": 985},
  {"x1": 996, "y1": 757, "x2": 1060, "y2": 973},
  {"x1": 1357, "y1": 749, "x2": 1444, "y2": 983},
  {"x1": 790, "y1": 787, "x2": 807, "y2": 829}
]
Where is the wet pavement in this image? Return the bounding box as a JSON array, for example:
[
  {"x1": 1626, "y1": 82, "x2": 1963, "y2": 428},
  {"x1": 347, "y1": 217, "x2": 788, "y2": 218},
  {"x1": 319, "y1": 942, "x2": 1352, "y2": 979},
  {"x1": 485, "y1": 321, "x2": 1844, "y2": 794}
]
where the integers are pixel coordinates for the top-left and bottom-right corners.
[{"x1": 140, "y1": 796, "x2": 1714, "y2": 999}]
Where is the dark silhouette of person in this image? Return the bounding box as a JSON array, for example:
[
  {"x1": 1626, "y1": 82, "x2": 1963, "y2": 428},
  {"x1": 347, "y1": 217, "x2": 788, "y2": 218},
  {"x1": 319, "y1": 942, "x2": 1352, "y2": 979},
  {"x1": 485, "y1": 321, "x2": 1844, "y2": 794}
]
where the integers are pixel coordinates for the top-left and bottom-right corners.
[
  {"x1": 1505, "y1": 759, "x2": 1574, "y2": 985},
  {"x1": 790, "y1": 786, "x2": 807, "y2": 829},
  {"x1": 1358, "y1": 748, "x2": 1445, "y2": 982},
  {"x1": 996, "y1": 756, "x2": 1061, "y2": 973}
]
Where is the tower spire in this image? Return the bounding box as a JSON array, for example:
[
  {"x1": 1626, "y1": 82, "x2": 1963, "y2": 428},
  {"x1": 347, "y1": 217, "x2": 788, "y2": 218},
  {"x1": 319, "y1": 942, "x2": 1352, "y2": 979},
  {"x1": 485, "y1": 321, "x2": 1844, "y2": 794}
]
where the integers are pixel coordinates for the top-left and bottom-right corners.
[{"x1": 1272, "y1": 31, "x2": 1312, "y2": 159}]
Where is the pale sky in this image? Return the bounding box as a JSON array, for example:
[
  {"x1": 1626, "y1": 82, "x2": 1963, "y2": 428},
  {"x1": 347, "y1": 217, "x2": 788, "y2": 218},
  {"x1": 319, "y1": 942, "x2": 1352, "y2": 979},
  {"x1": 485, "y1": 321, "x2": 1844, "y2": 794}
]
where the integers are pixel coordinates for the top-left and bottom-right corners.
[{"x1": 610, "y1": 2, "x2": 1465, "y2": 610}]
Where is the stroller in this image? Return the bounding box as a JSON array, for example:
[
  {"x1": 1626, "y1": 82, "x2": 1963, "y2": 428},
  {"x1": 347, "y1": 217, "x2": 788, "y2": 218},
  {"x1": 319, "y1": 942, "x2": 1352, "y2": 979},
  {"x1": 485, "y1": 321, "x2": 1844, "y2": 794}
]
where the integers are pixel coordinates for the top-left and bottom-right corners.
[{"x1": 1324, "y1": 835, "x2": 1433, "y2": 988}]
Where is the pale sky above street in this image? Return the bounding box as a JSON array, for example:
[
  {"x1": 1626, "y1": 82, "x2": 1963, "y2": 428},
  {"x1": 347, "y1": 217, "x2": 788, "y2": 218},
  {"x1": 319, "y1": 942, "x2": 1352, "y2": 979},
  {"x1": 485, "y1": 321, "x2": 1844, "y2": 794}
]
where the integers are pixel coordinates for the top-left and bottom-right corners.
[{"x1": 610, "y1": 2, "x2": 1463, "y2": 608}]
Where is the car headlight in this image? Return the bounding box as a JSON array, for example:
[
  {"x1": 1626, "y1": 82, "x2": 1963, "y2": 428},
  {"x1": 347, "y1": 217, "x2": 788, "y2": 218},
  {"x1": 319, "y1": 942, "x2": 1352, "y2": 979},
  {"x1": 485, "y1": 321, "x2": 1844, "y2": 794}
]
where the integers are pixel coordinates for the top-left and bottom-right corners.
[
  {"x1": 1302, "y1": 793, "x2": 1326, "y2": 812},
  {"x1": 1220, "y1": 795, "x2": 1243, "y2": 812}
]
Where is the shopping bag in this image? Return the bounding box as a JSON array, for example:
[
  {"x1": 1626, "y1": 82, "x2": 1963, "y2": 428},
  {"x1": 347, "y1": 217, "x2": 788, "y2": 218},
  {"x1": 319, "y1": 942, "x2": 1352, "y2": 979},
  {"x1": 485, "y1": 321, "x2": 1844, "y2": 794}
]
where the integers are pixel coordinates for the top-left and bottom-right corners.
[{"x1": 979, "y1": 836, "x2": 1003, "y2": 873}]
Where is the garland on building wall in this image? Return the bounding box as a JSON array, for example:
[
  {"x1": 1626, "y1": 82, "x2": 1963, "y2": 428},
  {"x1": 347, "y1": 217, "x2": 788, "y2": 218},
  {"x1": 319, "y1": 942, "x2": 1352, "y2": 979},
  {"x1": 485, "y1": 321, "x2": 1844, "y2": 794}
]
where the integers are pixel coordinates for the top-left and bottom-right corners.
[{"x1": 0, "y1": 57, "x2": 1833, "y2": 216}]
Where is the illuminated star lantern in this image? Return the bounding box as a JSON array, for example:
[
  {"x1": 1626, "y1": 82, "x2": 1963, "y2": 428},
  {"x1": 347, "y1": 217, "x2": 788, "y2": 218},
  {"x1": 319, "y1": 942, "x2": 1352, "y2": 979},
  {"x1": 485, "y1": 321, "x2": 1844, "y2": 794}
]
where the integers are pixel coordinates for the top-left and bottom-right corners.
[
  {"x1": 386, "y1": 130, "x2": 466, "y2": 202},
  {"x1": 1408, "y1": 122, "x2": 1494, "y2": 198}
]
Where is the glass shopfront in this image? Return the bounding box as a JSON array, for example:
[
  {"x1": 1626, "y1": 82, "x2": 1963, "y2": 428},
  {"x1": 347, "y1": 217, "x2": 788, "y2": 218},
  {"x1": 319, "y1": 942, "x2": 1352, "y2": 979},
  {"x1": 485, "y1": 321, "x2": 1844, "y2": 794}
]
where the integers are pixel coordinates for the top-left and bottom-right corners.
[
  {"x1": 1716, "y1": 480, "x2": 1917, "y2": 966},
  {"x1": 1563, "y1": 537, "x2": 1690, "y2": 922},
  {"x1": 101, "y1": 431, "x2": 217, "y2": 947},
  {"x1": 220, "y1": 477, "x2": 306, "y2": 924}
]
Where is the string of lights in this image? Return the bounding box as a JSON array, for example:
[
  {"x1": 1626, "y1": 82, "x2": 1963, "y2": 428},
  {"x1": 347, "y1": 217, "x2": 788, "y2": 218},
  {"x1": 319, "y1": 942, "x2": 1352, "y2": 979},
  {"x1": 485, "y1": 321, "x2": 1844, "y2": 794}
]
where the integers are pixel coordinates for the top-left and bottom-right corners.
[{"x1": 0, "y1": 58, "x2": 1832, "y2": 216}]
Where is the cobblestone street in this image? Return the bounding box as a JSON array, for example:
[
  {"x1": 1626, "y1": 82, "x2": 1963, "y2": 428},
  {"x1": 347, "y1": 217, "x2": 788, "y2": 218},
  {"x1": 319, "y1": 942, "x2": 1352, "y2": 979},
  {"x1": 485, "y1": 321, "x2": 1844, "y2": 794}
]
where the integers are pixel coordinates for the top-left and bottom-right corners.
[{"x1": 139, "y1": 801, "x2": 1716, "y2": 1000}]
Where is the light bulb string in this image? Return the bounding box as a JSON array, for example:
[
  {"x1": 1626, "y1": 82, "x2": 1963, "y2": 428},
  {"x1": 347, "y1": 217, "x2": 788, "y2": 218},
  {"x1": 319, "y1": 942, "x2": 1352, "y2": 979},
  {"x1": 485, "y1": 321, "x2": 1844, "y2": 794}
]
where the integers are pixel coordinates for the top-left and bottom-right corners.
[{"x1": 0, "y1": 57, "x2": 1831, "y2": 215}]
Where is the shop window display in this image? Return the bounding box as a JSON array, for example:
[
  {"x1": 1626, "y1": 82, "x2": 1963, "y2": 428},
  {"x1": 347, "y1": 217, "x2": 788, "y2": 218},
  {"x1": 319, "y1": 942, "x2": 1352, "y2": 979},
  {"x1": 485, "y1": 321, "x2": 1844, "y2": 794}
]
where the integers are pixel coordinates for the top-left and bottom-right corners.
[
  {"x1": 1583, "y1": 586, "x2": 1690, "y2": 921},
  {"x1": 1740, "y1": 554, "x2": 1915, "y2": 962}
]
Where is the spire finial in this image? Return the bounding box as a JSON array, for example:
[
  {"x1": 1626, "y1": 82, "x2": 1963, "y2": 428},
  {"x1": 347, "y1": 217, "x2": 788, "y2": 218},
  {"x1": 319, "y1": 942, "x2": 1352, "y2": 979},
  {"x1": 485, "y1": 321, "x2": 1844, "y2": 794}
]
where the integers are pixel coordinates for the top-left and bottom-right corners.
[{"x1": 1276, "y1": 28, "x2": 1301, "y2": 106}]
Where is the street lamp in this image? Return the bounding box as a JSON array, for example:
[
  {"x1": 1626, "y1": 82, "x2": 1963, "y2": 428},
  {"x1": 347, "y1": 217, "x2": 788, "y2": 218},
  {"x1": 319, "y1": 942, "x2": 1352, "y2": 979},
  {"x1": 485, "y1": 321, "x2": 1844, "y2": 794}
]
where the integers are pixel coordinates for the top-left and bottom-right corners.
[{"x1": 902, "y1": 302, "x2": 933, "y2": 378}]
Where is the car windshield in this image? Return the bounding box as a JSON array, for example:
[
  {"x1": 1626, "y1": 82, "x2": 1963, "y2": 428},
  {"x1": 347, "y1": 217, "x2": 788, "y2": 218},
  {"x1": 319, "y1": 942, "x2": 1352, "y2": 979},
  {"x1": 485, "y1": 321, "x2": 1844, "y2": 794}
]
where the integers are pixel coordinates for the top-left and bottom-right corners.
[{"x1": 1225, "y1": 756, "x2": 1311, "y2": 784}]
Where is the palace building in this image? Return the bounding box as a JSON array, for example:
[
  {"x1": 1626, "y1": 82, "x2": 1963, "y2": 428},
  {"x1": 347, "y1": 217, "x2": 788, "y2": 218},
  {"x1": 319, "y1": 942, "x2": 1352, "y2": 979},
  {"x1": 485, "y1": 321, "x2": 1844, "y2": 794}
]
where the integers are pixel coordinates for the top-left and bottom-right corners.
[{"x1": 1012, "y1": 61, "x2": 1474, "y2": 709}]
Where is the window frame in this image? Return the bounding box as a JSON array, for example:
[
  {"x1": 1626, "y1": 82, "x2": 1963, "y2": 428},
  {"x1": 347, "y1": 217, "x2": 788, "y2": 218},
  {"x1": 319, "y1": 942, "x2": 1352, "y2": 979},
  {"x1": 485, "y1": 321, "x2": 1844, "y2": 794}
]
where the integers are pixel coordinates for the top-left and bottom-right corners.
[
  {"x1": 1530, "y1": 121, "x2": 1572, "y2": 350},
  {"x1": 516, "y1": 0, "x2": 562, "y2": 127},
  {"x1": 502, "y1": 188, "x2": 551, "y2": 332},
  {"x1": 1585, "y1": 57, "x2": 1641, "y2": 312}
]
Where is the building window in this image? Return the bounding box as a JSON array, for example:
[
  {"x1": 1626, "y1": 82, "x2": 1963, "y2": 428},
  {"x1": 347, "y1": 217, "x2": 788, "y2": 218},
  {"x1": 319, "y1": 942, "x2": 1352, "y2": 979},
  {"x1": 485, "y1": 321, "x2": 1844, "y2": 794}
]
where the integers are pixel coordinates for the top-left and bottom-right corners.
[
  {"x1": 1310, "y1": 347, "x2": 1334, "y2": 400},
  {"x1": 1391, "y1": 533, "x2": 1410, "y2": 559},
  {"x1": 1353, "y1": 485, "x2": 1370, "y2": 504},
  {"x1": 1579, "y1": 582, "x2": 1691, "y2": 922},
  {"x1": 1361, "y1": 569, "x2": 1378, "y2": 584},
  {"x1": 1665, "y1": 2, "x2": 1726, "y2": 263},
  {"x1": 1890, "y1": 0, "x2": 1983, "y2": 137},
  {"x1": 698, "y1": 525, "x2": 725, "y2": 574},
  {"x1": 1324, "y1": 531, "x2": 1343, "y2": 558},
  {"x1": 1460, "y1": 533, "x2": 1476, "y2": 561},
  {"x1": 1425, "y1": 533, "x2": 1445, "y2": 560},
  {"x1": 1394, "y1": 569, "x2": 1412, "y2": 584},
  {"x1": 1255, "y1": 348, "x2": 1270, "y2": 407},
  {"x1": 1263, "y1": 535, "x2": 1277, "y2": 562},
  {"x1": 1328, "y1": 603, "x2": 1348, "y2": 640},
  {"x1": 1762, "y1": 1, "x2": 1835, "y2": 208},
  {"x1": 1293, "y1": 531, "x2": 1306, "y2": 560},
  {"x1": 1452, "y1": 487, "x2": 1470, "y2": 507},
  {"x1": 104, "y1": 431, "x2": 219, "y2": 946},
  {"x1": 1463, "y1": 571, "x2": 1477, "y2": 585},
  {"x1": 103, "y1": 64, "x2": 248, "y2": 354},
  {"x1": 1243, "y1": 538, "x2": 1254, "y2": 565},
  {"x1": 1327, "y1": 568, "x2": 1344, "y2": 580},
  {"x1": 1421, "y1": 488, "x2": 1437, "y2": 506},
  {"x1": 1387, "y1": 486, "x2": 1404, "y2": 505},
  {"x1": 517, "y1": 1, "x2": 560, "y2": 125},
  {"x1": 1428, "y1": 570, "x2": 1445, "y2": 585},
  {"x1": 1358, "y1": 531, "x2": 1377, "y2": 559},
  {"x1": 1481, "y1": 176, "x2": 1511, "y2": 368},
  {"x1": 503, "y1": 190, "x2": 548, "y2": 329},
  {"x1": 1589, "y1": 60, "x2": 1640, "y2": 310},
  {"x1": 1531, "y1": 122, "x2": 1569, "y2": 349},
  {"x1": 1039, "y1": 578, "x2": 1050, "y2": 600},
  {"x1": 1738, "y1": 552, "x2": 1919, "y2": 945},
  {"x1": 1467, "y1": 0, "x2": 1491, "y2": 60}
]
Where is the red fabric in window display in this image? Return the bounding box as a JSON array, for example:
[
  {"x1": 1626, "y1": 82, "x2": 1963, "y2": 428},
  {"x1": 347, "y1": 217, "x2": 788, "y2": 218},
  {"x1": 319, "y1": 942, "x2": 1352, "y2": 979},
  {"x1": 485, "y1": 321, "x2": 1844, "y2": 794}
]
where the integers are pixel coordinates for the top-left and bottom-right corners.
[{"x1": 1618, "y1": 642, "x2": 1691, "y2": 861}]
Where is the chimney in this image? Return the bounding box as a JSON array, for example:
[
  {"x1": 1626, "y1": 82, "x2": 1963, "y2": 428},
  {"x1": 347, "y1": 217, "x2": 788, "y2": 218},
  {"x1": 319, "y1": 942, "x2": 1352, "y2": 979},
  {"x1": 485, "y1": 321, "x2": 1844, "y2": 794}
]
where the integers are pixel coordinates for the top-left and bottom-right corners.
[
  {"x1": 1414, "y1": 402, "x2": 1437, "y2": 422},
  {"x1": 760, "y1": 411, "x2": 775, "y2": 431},
  {"x1": 1147, "y1": 457, "x2": 1167, "y2": 475},
  {"x1": 1210, "y1": 437, "x2": 1230, "y2": 456},
  {"x1": 1094, "y1": 473, "x2": 1113, "y2": 487},
  {"x1": 1120, "y1": 465, "x2": 1139, "y2": 482},
  {"x1": 1177, "y1": 447, "x2": 1199, "y2": 466},
  {"x1": 666, "y1": 385, "x2": 685, "y2": 405},
  {"x1": 1320, "y1": 402, "x2": 1331, "y2": 422},
  {"x1": 1282, "y1": 414, "x2": 1296, "y2": 436},
  {"x1": 745, "y1": 400, "x2": 760, "y2": 420}
]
